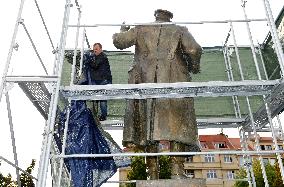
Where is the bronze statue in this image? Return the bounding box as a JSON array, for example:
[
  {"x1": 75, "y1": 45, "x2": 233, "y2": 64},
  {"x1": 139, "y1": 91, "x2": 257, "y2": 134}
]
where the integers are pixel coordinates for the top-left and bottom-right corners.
[{"x1": 113, "y1": 9, "x2": 202, "y2": 179}]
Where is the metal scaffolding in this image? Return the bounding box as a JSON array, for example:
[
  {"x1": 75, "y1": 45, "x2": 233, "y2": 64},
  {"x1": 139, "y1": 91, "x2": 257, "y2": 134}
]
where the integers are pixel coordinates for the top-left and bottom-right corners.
[{"x1": 0, "y1": 0, "x2": 284, "y2": 186}]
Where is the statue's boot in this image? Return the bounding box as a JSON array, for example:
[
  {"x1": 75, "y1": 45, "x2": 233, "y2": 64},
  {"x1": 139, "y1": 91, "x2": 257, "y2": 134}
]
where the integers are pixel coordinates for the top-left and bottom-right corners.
[
  {"x1": 170, "y1": 156, "x2": 186, "y2": 179},
  {"x1": 170, "y1": 141, "x2": 201, "y2": 179},
  {"x1": 146, "y1": 143, "x2": 159, "y2": 180},
  {"x1": 170, "y1": 141, "x2": 186, "y2": 179}
]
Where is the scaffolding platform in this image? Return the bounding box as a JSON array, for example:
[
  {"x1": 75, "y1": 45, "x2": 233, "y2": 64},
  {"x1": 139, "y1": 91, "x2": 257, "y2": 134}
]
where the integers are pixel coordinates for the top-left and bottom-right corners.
[{"x1": 61, "y1": 80, "x2": 280, "y2": 100}]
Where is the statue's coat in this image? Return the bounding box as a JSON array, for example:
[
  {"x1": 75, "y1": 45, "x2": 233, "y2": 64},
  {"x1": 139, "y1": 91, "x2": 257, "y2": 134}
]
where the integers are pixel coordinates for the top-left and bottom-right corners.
[{"x1": 113, "y1": 23, "x2": 202, "y2": 148}]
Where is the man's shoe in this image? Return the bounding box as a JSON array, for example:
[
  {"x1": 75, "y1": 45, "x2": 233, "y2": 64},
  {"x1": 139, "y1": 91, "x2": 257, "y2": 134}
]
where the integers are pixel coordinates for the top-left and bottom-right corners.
[{"x1": 99, "y1": 116, "x2": 106, "y2": 121}]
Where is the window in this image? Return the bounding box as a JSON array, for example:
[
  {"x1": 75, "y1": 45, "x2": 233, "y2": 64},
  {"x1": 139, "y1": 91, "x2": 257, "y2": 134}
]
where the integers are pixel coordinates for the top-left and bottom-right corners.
[
  {"x1": 260, "y1": 145, "x2": 265, "y2": 150},
  {"x1": 200, "y1": 142, "x2": 208, "y2": 149},
  {"x1": 158, "y1": 142, "x2": 169, "y2": 151},
  {"x1": 227, "y1": 170, "x2": 235, "y2": 179},
  {"x1": 270, "y1": 158, "x2": 275, "y2": 165},
  {"x1": 260, "y1": 145, "x2": 272, "y2": 150},
  {"x1": 214, "y1": 142, "x2": 227, "y2": 148},
  {"x1": 207, "y1": 170, "x2": 217, "y2": 179},
  {"x1": 224, "y1": 155, "x2": 233, "y2": 163},
  {"x1": 266, "y1": 145, "x2": 272, "y2": 150},
  {"x1": 239, "y1": 157, "x2": 244, "y2": 166},
  {"x1": 205, "y1": 154, "x2": 215, "y2": 162},
  {"x1": 185, "y1": 169, "x2": 194, "y2": 178},
  {"x1": 263, "y1": 158, "x2": 269, "y2": 165},
  {"x1": 279, "y1": 145, "x2": 283, "y2": 150},
  {"x1": 185, "y1": 156, "x2": 193, "y2": 163}
]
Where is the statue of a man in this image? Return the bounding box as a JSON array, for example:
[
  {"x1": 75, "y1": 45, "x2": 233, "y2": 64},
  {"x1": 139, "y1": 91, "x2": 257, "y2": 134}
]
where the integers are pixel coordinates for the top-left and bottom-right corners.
[{"x1": 113, "y1": 9, "x2": 202, "y2": 179}]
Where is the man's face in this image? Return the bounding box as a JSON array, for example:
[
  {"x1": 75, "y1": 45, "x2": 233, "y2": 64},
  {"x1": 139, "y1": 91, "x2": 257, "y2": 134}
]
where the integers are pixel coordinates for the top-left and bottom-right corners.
[{"x1": 93, "y1": 44, "x2": 102, "y2": 56}]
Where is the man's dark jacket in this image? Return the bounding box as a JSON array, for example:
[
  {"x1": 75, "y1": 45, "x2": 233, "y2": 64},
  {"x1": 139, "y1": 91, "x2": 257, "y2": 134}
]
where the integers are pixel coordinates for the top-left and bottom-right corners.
[{"x1": 84, "y1": 52, "x2": 112, "y2": 82}]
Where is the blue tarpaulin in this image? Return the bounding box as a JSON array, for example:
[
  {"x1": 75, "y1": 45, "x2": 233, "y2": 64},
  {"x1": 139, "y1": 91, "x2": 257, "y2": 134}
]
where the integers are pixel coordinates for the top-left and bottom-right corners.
[{"x1": 55, "y1": 100, "x2": 129, "y2": 187}]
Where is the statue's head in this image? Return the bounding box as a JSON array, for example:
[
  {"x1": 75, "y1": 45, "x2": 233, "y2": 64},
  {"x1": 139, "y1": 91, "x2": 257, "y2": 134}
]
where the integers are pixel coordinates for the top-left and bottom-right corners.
[{"x1": 154, "y1": 9, "x2": 173, "y2": 22}]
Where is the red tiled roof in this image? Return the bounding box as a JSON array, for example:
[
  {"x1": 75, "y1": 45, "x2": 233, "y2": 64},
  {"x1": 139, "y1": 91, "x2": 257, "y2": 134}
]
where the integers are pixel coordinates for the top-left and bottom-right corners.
[
  {"x1": 249, "y1": 136, "x2": 283, "y2": 143},
  {"x1": 229, "y1": 138, "x2": 254, "y2": 151},
  {"x1": 259, "y1": 137, "x2": 273, "y2": 142},
  {"x1": 199, "y1": 134, "x2": 235, "y2": 150},
  {"x1": 199, "y1": 134, "x2": 227, "y2": 142}
]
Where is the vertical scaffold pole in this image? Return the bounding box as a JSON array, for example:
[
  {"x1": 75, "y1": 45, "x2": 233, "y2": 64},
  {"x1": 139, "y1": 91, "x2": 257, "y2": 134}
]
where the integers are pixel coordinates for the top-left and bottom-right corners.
[
  {"x1": 243, "y1": 130, "x2": 256, "y2": 187},
  {"x1": 56, "y1": 108, "x2": 71, "y2": 186},
  {"x1": 257, "y1": 44, "x2": 269, "y2": 80},
  {"x1": 241, "y1": 0, "x2": 284, "y2": 184},
  {"x1": 239, "y1": 128, "x2": 253, "y2": 187},
  {"x1": 36, "y1": 0, "x2": 72, "y2": 186},
  {"x1": 79, "y1": 28, "x2": 86, "y2": 76},
  {"x1": 276, "y1": 115, "x2": 284, "y2": 141},
  {"x1": 232, "y1": 3, "x2": 270, "y2": 185},
  {"x1": 5, "y1": 92, "x2": 21, "y2": 187},
  {"x1": 258, "y1": 42, "x2": 284, "y2": 149},
  {"x1": 222, "y1": 45, "x2": 241, "y2": 118},
  {"x1": 262, "y1": 0, "x2": 284, "y2": 75},
  {"x1": 0, "y1": 0, "x2": 26, "y2": 103},
  {"x1": 70, "y1": 6, "x2": 82, "y2": 85},
  {"x1": 57, "y1": 5, "x2": 82, "y2": 185}
]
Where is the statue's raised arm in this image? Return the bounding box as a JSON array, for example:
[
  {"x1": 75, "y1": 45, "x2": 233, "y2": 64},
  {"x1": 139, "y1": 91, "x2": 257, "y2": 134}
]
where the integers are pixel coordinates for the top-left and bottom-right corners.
[{"x1": 113, "y1": 23, "x2": 137, "y2": 50}]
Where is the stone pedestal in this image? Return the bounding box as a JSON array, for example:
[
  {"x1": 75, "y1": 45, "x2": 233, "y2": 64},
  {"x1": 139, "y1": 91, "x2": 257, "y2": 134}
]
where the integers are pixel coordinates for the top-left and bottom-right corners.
[{"x1": 136, "y1": 179, "x2": 206, "y2": 187}]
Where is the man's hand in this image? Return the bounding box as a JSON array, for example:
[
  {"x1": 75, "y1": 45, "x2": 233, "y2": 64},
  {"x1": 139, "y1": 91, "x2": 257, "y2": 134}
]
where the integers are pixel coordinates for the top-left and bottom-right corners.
[
  {"x1": 120, "y1": 21, "x2": 130, "y2": 32},
  {"x1": 83, "y1": 51, "x2": 95, "y2": 64}
]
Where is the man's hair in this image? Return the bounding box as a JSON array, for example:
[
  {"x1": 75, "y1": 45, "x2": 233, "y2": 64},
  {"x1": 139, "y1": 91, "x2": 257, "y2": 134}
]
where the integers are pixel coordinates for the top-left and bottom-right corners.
[{"x1": 93, "y1": 43, "x2": 102, "y2": 49}]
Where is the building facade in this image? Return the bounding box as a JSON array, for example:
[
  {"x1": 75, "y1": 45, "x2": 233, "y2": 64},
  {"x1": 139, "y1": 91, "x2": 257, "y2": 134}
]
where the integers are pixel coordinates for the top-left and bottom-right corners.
[
  {"x1": 119, "y1": 133, "x2": 283, "y2": 187},
  {"x1": 184, "y1": 134, "x2": 242, "y2": 187}
]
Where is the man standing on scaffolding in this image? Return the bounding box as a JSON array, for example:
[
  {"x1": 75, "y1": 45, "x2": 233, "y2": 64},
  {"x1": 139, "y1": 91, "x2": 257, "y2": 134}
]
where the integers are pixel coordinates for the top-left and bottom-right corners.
[{"x1": 84, "y1": 43, "x2": 112, "y2": 121}]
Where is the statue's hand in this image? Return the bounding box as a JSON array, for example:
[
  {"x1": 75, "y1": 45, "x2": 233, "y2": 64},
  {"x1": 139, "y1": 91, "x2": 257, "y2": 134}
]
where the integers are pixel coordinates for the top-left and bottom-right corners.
[{"x1": 120, "y1": 21, "x2": 130, "y2": 32}]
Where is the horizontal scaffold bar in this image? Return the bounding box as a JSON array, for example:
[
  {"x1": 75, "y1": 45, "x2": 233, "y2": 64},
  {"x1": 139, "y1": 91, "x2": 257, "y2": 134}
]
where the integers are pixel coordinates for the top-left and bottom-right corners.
[
  {"x1": 6, "y1": 75, "x2": 58, "y2": 82},
  {"x1": 67, "y1": 18, "x2": 267, "y2": 27},
  {"x1": 61, "y1": 79, "x2": 280, "y2": 100},
  {"x1": 100, "y1": 117, "x2": 246, "y2": 130},
  {"x1": 106, "y1": 178, "x2": 248, "y2": 183},
  {"x1": 52, "y1": 150, "x2": 284, "y2": 159}
]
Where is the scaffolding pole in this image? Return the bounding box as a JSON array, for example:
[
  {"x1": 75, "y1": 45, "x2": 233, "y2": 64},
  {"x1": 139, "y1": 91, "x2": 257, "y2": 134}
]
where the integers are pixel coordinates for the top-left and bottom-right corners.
[
  {"x1": 0, "y1": 155, "x2": 37, "y2": 181},
  {"x1": 79, "y1": 28, "x2": 86, "y2": 76},
  {"x1": 234, "y1": 2, "x2": 270, "y2": 185},
  {"x1": 223, "y1": 45, "x2": 241, "y2": 118},
  {"x1": 262, "y1": 0, "x2": 284, "y2": 75},
  {"x1": 57, "y1": 4, "x2": 82, "y2": 185},
  {"x1": 242, "y1": 0, "x2": 284, "y2": 184},
  {"x1": 5, "y1": 92, "x2": 21, "y2": 187},
  {"x1": 67, "y1": 18, "x2": 267, "y2": 27},
  {"x1": 276, "y1": 115, "x2": 284, "y2": 141},
  {"x1": 19, "y1": 20, "x2": 48, "y2": 75},
  {"x1": 239, "y1": 128, "x2": 255, "y2": 187},
  {"x1": 51, "y1": 150, "x2": 284, "y2": 158},
  {"x1": 0, "y1": 0, "x2": 26, "y2": 104},
  {"x1": 239, "y1": 129, "x2": 252, "y2": 187},
  {"x1": 36, "y1": 0, "x2": 72, "y2": 186},
  {"x1": 33, "y1": 0, "x2": 56, "y2": 52}
]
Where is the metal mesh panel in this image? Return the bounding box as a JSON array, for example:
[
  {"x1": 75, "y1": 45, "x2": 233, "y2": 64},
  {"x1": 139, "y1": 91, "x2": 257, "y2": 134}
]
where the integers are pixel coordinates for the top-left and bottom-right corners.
[{"x1": 18, "y1": 82, "x2": 51, "y2": 119}]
